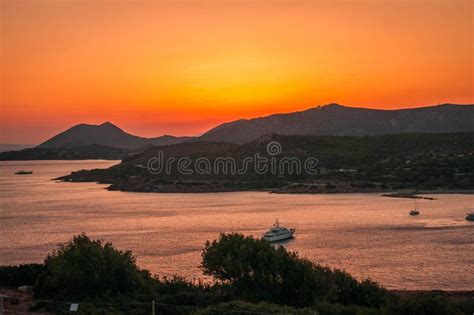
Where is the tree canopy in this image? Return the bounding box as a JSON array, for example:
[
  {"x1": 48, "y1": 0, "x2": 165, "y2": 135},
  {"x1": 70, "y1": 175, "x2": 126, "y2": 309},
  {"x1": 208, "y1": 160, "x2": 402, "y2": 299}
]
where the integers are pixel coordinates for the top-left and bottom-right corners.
[
  {"x1": 35, "y1": 233, "x2": 153, "y2": 300},
  {"x1": 201, "y1": 233, "x2": 388, "y2": 308}
]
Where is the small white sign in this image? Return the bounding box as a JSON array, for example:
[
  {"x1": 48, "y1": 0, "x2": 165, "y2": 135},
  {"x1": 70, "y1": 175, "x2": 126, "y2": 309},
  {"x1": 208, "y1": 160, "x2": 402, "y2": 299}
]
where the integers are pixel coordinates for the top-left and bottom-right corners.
[{"x1": 69, "y1": 303, "x2": 79, "y2": 312}]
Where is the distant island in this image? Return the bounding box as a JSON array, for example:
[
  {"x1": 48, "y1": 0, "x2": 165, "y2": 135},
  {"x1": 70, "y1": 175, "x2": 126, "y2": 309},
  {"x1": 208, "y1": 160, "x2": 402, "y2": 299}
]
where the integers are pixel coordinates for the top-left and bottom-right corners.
[
  {"x1": 0, "y1": 144, "x2": 134, "y2": 161},
  {"x1": 1, "y1": 103, "x2": 473, "y2": 161},
  {"x1": 0, "y1": 122, "x2": 193, "y2": 161},
  {"x1": 58, "y1": 132, "x2": 474, "y2": 194},
  {"x1": 39, "y1": 121, "x2": 194, "y2": 149},
  {"x1": 0, "y1": 144, "x2": 34, "y2": 153}
]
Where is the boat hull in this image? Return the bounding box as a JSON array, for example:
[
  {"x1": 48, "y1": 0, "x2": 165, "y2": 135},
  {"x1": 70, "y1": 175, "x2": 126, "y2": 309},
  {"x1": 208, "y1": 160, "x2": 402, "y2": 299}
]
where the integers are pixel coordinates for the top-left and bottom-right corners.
[{"x1": 263, "y1": 230, "x2": 295, "y2": 242}]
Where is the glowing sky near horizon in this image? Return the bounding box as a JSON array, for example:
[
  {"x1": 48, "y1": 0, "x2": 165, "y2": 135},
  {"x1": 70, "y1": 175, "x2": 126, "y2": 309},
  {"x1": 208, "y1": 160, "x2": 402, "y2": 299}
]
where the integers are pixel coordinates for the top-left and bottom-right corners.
[{"x1": 1, "y1": 0, "x2": 473, "y2": 144}]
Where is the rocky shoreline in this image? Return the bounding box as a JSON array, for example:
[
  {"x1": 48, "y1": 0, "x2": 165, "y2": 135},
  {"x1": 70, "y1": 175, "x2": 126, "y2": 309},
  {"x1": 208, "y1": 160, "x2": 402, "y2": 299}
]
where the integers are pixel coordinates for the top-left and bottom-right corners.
[
  {"x1": 57, "y1": 170, "x2": 393, "y2": 194},
  {"x1": 56, "y1": 171, "x2": 474, "y2": 197}
]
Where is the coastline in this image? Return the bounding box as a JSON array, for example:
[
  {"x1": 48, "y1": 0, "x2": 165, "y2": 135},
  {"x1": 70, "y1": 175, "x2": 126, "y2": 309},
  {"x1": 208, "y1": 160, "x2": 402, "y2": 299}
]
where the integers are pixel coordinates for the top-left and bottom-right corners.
[{"x1": 56, "y1": 172, "x2": 474, "y2": 197}]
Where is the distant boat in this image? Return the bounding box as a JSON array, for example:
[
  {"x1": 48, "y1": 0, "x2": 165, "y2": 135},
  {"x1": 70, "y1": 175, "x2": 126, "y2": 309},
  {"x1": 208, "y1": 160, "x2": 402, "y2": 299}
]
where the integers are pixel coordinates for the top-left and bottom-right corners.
[
  {"x1": 263, "y1": 219, "x2": 295, "y2": 242},
  {"x1": 15, "y1": 171, "x2": 33, "y2": 175},
  {"x1": 409, "y1": 201, "x2": 420, "y2": 216},
  {"x1": 466, "y1": 212, "x2": 474, "y2": 222}
]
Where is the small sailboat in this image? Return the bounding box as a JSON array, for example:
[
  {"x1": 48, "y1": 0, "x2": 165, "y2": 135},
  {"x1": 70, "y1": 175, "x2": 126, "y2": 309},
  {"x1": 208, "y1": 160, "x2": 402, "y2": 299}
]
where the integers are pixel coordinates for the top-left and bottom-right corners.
[
  {"x1": 466, "y1": 212, "x2": 474, "y2": 222},
  {"x1": 409, "y1": 201, "x2": 420, "y2": 216}
]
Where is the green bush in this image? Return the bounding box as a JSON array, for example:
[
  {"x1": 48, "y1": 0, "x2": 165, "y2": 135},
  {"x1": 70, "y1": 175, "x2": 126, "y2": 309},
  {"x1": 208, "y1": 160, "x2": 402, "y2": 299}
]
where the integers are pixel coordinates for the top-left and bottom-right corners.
[
  {"x1": 386, "y1": 296, "x2": 464, "y2": 315},
  {"x1": 192, "y1": 301, "x2": 315, "y2": 315},
  {"x1": 201, "y1": 233, "x2": 329, "y2": 306},
  {"x1": 35, "y1": 233, "x2": 154, "y2": 300},
  {"x1": 0, "y1": 263, "x2": 43, "y2": 288},
  {"x1": 153, "y1": 276, "x2": 230, "y2": 308},
  {"x1": 201, "y1": 233, "x2": 388, "y2": 308},
  {"x1": 327, "y1": 271, "x2": 389, "y2": 307},
  {"x1": 314, "y1": 301, "x2": 384, "y2": 315}
]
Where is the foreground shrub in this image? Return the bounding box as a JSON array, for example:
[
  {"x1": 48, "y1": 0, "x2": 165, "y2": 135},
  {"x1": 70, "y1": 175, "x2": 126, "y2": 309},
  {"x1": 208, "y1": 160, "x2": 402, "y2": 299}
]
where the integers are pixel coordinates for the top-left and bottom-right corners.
[
  {"x1": 35, "y1": 233, "x2": 154, "y2": 300},
  {"x1": 192, "y1": 301, "x2": 314, "y2": 315},
  {"x1": 201, "y1": 233, "x2": 328, "y2": 306},
  {"x1": 386, "y1": 295, "x2": 464, "y2": 315},
  {"x1": 201, "y1": 233, "x2": 388, "y2": 308},
  {"x1": 327, "y1": 270, "x2": 389, "y2": 307},
  {"x1": 153, "y1": 275, "x2": 230, "y2": 308},
  {"x1": 0, "y1": 263, "x2": 43, "y2": 288},
  {"x1": 314, "y1": 301, "x2": 384, "y2": 315}
]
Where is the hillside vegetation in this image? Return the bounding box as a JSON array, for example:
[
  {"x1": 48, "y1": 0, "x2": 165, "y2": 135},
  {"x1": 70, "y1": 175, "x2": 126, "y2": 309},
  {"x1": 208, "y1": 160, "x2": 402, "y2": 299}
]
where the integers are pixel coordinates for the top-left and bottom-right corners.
[{"x1": 59, "y1": 133, "x2": 474, "y2": 193}]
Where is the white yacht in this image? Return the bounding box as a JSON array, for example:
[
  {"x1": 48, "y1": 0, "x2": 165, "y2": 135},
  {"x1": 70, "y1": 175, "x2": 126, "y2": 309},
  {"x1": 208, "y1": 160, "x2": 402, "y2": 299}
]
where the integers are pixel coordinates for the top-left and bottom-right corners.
[{"x1": 262, "y1": 220, "x2": 295, "y2": 242}]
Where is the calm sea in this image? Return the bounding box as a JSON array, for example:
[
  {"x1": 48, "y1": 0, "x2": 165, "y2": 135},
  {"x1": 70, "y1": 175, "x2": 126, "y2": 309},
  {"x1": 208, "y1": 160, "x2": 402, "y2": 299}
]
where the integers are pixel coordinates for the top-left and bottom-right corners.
[{"x1": 1, "y1": 160, "x2": 473, "y2": 290}]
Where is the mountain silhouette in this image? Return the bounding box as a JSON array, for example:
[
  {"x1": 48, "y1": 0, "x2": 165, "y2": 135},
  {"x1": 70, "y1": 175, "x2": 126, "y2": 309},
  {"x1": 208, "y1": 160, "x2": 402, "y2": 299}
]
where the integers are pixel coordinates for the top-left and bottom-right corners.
[
  {"x1": 39, "y1": 122, "x2": 192, "y2": 149},
  {"x1": 196, "y1": 103, "x2": 474, "y2": 144}
]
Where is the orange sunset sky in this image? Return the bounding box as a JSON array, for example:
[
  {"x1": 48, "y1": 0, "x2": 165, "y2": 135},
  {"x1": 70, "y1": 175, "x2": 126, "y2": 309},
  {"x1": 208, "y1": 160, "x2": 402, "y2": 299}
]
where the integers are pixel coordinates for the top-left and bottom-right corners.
[{"x1": 1, "y1": 0, "x2": 473, "y2": 144}]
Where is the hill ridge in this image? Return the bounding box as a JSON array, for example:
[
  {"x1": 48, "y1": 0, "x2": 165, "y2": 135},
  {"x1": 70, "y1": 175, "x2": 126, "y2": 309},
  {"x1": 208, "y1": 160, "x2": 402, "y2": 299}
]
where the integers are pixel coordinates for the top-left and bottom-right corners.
[
  {"x1": 196, "y1": 103, "x2": 474, "y2": 144},
  {"x1": 39, "y1": 121, "x2": 193, "y2": 149}
]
